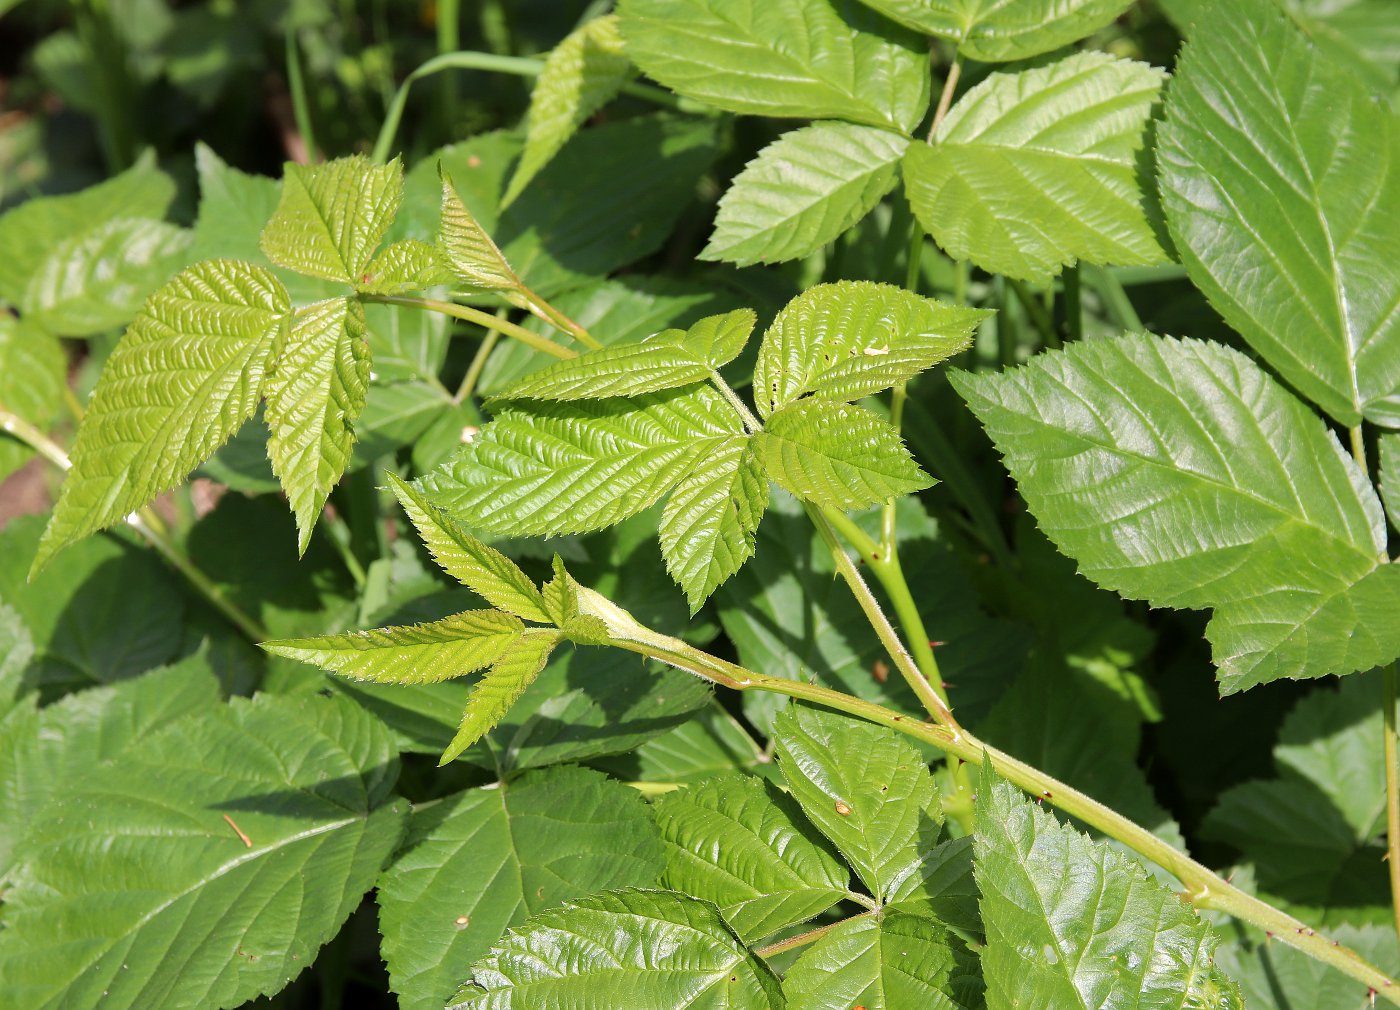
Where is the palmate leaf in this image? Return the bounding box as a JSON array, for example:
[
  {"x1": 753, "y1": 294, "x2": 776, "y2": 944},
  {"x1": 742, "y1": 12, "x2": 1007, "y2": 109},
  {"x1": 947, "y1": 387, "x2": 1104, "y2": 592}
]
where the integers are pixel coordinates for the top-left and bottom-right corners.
[
  {"x1": 702, "y1": 122, "x2": 910, "y2": 267},
  {"x1": 35, "y1": 259, "x2": 290, "y2": 573},
  {"x1": 259, "y1": 155, "x2": 404, "y2": 284},
  {"x1": 782, "y1": 913, "x2": 971, "y2": 1010},
  {"x1": 853, "y1": 0, "x2": 1134, "y2": 62},
  {"x1": 617, "y1": 0, "x2": 930, "y2": 132},
  {"x1": 0, "y1": 692, "x2": 407, "y2": 1010},
  {"x1": 756, "y1": 400, "x2": 932, "y2": 511},
  {"x1": 264, "y1": 298, "x2": 372, "y2": 553},
  {"x1": 420, "y1": 384, "x2": 745, "y2": 536},
  {"x1": 774, "y1": 704, "x2": 942, "y2": 904},
  {"x1": 903, "y1": 52, "x2": 1168, "y2": 283},
  {"x1": 504, "y1": 15, "x2": 633, "y2": 207},
  {"x1": 441, "y1": 630, "x2": 560, "y2": 764},
  {"x1": 261, "y1": 609, "x2": 525, "y2": 685},
  {"x1": 974, "y1": 770, "x2": 1241, "y2": 1009},
  {"x1": 1157, "y1": 0, "x2": 1400, "y2": 427},
  {"x1": 652, "y1": 773, "x2": 852, "y2": 942},
  {"x1": 753, "y1": 281, "x2": 984, "y2": 416},
  {"x1": 953, "y1": 333, "x2": 1400, "y2": 693},
  {"x1": 377, "y1": 766, "x2": 666, "y2": 1010},
  {"x1": 449, "y1": 889, "x2": 782, "y2": 1010}
]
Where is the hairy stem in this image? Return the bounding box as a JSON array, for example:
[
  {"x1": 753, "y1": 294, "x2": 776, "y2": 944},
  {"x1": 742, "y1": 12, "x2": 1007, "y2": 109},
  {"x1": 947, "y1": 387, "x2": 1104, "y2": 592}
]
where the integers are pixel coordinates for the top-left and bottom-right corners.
[
  {"x1": 521, "y1": 287, "x2": 602, "y2": 350},
  {"x1": 753, "y1": 910, "x2": 878, "y2": 959},
  {"x1": 363, "y1": 294, "x2": 577, "y2": 360},
  {"x1": 927, "y1": 54, "x2": 962, "y2": 144}
]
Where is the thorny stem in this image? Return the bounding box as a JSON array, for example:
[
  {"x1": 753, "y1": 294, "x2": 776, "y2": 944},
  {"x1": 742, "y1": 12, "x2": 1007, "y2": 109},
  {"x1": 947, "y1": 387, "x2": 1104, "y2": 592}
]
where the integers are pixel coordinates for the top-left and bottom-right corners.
[
  {"x1": 362, "y1": 294, "x2": 577, "y2": 360},
  {"x1": 0, "y1": 409, "x2": 270, "y2": 642}
]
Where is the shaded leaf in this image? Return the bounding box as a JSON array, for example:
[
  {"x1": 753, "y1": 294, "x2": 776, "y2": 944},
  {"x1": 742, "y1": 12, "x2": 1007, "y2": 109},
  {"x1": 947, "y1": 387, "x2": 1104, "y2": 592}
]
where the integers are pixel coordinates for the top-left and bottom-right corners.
[
  {"x1": 1214, "y1": 922, "x2": 1397, "y2": 1010},
  {"x1": 0, "y1": 317, "x2": 66, "y2": 483}
]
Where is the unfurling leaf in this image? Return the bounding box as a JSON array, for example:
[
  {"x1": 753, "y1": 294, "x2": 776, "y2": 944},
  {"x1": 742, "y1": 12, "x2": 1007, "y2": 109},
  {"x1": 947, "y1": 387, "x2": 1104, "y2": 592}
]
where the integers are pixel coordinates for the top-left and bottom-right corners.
[
  {"x1": 441, "y1": 630, "x2": 560, "y2": 764},
  {"x1": 35, "y1": 259, "x2": 290, "y2": 573},
  {"x1": 259, "y1": 155, "x2": 404, "y2": 284},
  {"x1": 264, "y1": 298, "x2": 371, "y2": 553}
]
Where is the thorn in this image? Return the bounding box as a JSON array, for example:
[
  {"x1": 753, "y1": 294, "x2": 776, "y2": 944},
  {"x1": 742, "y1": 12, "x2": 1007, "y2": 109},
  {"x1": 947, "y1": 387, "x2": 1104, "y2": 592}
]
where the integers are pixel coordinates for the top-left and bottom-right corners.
[
  {"x1": 928, "y1": 640, "x2": 946, "y2": 648},
  {"x1": 222, "y1": 814, "x2": 252, "y2": 848},
  {"x1": 871, "y1": 659, "x2": 889, "y2": 684}
]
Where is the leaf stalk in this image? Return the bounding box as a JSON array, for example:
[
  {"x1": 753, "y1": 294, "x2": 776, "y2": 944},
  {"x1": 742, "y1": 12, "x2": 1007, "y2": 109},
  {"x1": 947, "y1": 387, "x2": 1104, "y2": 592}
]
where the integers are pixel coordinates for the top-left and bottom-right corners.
[{"x1": 362, "y1": 294, "x2": 577, "y2": 360}]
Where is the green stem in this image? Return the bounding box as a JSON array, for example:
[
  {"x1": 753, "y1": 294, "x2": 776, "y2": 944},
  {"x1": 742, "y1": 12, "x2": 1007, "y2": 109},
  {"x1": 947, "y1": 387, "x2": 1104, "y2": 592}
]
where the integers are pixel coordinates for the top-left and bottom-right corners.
[
  {"x1": 926, "y1": 54, "x2": 962, "y2": 144},
  {"x1": 1063, "y1": 264, "x2": 1083, "y2": 345},
  {"x1": 436, "y1": 0, "x2": 462, "y2": 136},
  {"x1": 1386, "y1": 664, "x2": 1400, "y2": 954},
  {"x1": 1008, "y1": 278, "x2": 1058, "y2": 349},
  {"x1": 456, "y1": 316, "x2": 504, "y2": 403},
  {"x1": 1081, "y1": 264, "x2": 1143, "y2": 332},
  {"x1": 0, "y1": 410, "x2": 270, "y2": 641},
  {"x1": 521, "y1": 286, "x2": 603, "y2": 350},
  {"x1": 77, "y1": 0, "x2": 134, "y2": 172},
  {"x1": 711, "y1": 372, "x2": 763, "y2": 434},
  {"x1": 1351, "y1": 424, "x2": 1368, "y2": 473},
  {"x1": 285, "y1": 26, "x2": 318, "y2": 163},
  {"x1": 753, "y1": 910, "x2": 878, "y2": 959},
  {"x1": 363, "y1": 294, "x2": 576, "y2": 360}
]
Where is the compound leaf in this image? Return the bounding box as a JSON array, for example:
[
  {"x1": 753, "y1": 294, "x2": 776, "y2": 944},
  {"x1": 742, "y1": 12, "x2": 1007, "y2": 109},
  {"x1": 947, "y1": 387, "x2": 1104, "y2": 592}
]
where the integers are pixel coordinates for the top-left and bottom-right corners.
[
  {"x1": 262, "y1": 609, "x2": 525, "y2": 685},
  {"x1": 853, "y1": 0, "x2": 1135, "y2": 62},
  {"x1": 449, "y1": 889, "x2": 781, "y2": 1009},
  {"x1": 377, "y1": 766, "x2": 666, "y2": 1010},
  {"x1": 975, "y1": 770, "x2": 1241, "y2": 1009},
  {"x1": 953, "y1": 333, "x2": 1398, "y2": 694},
  {"x1": 755, "y1": 400, "x2": 932, "y2": 512},
  {"x1": 259, "y1": 155, "x2": 404, "y2": 284},
  {"x1": 505, "y1": 15, "x2": 633, "y2": 206},
  {"x1": 0, "y1": 692, "x2": 406, "y2": 1010},
  {"x1": 652, "y1": 773, "x2": 851, "y2": 942},
  {"x1": 265, "y1": 297, "x2": 371, "y2": 554},
  {"x1": 774, "y1": 704, "x2": 941, "y2": 903},
  {"x1": 1157, "y1": 0, "x2": 1400, "y2": 427},
  {"x1": 754, "y1": 281, "x2": 983, "y2": 416},
  {"x1": 617, "y1": 0, "x2": 930, "y2": 132},
  {"x1": 441, "y1": 630, "x2": 560, "y2": 764},
  {"x1": 36, "y1": 259, "x2": 290, "y2": 572},
  {"x1": 903, "y1": 52, "x2": 1168, "y2": 283},
  {"x1": 703, "y1": 122, "x2": 909, "y2": 267}
]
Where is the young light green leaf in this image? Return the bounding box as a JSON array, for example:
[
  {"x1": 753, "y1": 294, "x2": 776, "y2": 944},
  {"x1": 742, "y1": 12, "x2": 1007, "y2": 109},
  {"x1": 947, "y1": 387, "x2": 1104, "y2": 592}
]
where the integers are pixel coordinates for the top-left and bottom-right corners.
[
  {"x1": 853, "y1": 0, "x2": 1135, "y2": 61},
  {"x1": 774, "y1": 704, "x2": 942, "y2": 903},
  {"x1": 755, "y1": 400, "x2": 932, "y2": 512},
  {"x1": 497, "y1": 340, "x2": 715, "y2": 401},
  {"x1": 35, "y1": 259, "x2": 290, "y2": 573},
  {"x1": 441, "y1": 630, "x2": 560, "y2": 764},
  {"x1": 439, "y1": 171, "x2": 525, "y2": 298},
  {"x1": 504, "y1": 15, "x2": 633, "y2": 207},
  {"x1": 1157, "y1": 0, "x2": 1400, "y2": 427},
  {"x1": 754, "y1": 281, "x2": 984, "y2": 416},
  {"x1": 953, "y1": 333, "x2": 1399, "y2": 693},
  {"x1": 782, "y1": 912, "x2": 969, "y2": 1010},
  {"x1": 652, "y1": 773, "x2": 851, "y2": 942},
  {"x1": 449, "y1": 889, "x2": 782, "y2": 1010},
  {"x1": 0, "y1": 149, "x2": 174, "y2": 307},
  {"x1": 659, "y1": 436, "x2": 768, "y2": 611},
  {"x1": 359, "y1": 238, "x2": 452, "y2": 295},
  {"x1": 261, "y1": 609, "x2": 525, "y2": 685},
  {"x1": 903, "y1": 52, "x2": 1168, "y2": 283},
  {"x1": 22, "y1": 217, "x2": 192, "y2": 336},
  {"x1": 420, "y1": 385, "x2": 745, "y2": 536},
  {"x1": 377, "y1": 766, "x2": 666, "y2": 1010},
  {"x1": 387, "y1": 473, "x2": 550, "y2": 622},
  {"x1": 0, "y1": 692, "x2": 406, "y2": 1010},
  {"x1": 0, "y1": 318, "x2": 65, "y2": 483},
  {"x1": 975, "y1": 769, "x2": 1242, "y2": 1009},
  {"x1": 702, "y1": 122, "x2": 909, "y2": 267},
  {"x1": 259, "y1": 155, "x2": 404, "y2": 284},
  {"x1": 617, "y1": 0, "x2": 930, "y2": 132},
  {"x1": 265, "y1": 297, "x2": 372, "y2": 554},
  {"x1": 684, "y1": 308, "x2": 757, "y2": 368}
]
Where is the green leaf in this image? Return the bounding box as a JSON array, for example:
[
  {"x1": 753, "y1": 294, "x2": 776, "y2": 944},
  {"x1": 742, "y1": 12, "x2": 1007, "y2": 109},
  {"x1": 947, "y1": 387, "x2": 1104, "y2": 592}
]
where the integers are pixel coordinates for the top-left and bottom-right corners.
[
  {"x1": 0, "y1": 317, "x2": 65, "y2": 482},
  {"x1": 265, "y1": 298, "x2": 371, "y2": 553},
  {"x1": 0, "y1": 691, "x2": 407, "y2": 1010},
  {"x1": 441, "y1": 630, "x2": 560, "y2": 763},
  {"x1": 0, "y1": 149, "x2": 173, "y2": 307},
  {"x1": 497, "y1": 339, "x2": 716, "y2": 401},
  {"x1": 35, "y1": 259, "x2": 290, "y2": 572},
  {"x1": 377, "y1": 766, "x2": 666, "y2": 1010},
  {"x1": 774, "y1": 704, "x2": 941, "y2": 903},
  {"x1": 652, "y1": 773, "x2": 851, "y2": 942},
  {"x1": 22, "y1": 217, "x2": 192, "y2": 336},
  {"x1": 853, "y1": 0, "x2": 1135, "y2": 61},
  {"x1": 1215, "y1": 922, "x2": 1397, "y2": 1010},
  {"x1": 421, "y1": 384, "x2": 745, "y2": 536},
  {"x1": 953, "y1": 334, "x2": 1399, "y2": 693},
  {"x1": 703, "y1": 122, "x2": 909, "y2": 267},
  {"x1": 685, "y1": 308, "x2": 758, "y2": 368},
  {"x1": 262, "y1": 609, "x2": 526, "y2": 685},
  {"x1": 903, "y1": 52, "x2": 1168, "y2": 283},
  {"x1": 756, "y1": 400, "x2": 931, "y2": 511},
  {"x1": 439, "y1": 171, "x2": 526, "y2": 297},
  {"x1": 659, "y1": 435, "x2": 768, "y2": 610},
  {"x1": 359, "y1": 238, "x2": 452, "y2": 295},
  {"x1": 782, "y1": 913, "x2": 969, "y2": 1010},
  {"x1": 1382, "y1": 433, "x2": 1400, "y2": 532},
  {"x1": 259, "y1": 155, "x2": 404, "y2": 284},
  {"x1": 754, "y1": 281, "x2": 983, "y2": 416},
  {"x1": 388, "y1": 473, "x2": 550, "y2": 622},
  {"x1": 449, "y1": 889, "x2": 782, "y2": 1009},
  {"x1": 1157, "y1": 0, "x2": 1400, "y2": 427},
  {"x1": 505, "y1": 14, "x2": 633, "y2": 206},
  {"x1": 591, "y1": 701, "x2": 768, "y2": 785},
  {"x1": 618, "y1": 0, "x2": 929, "y2": 131},
  {"x1": 0, "y1": 602, "x2": 33, "y2": 719},
  {"x1": 974, "y1": 770, "x2": 1241, "y2": 1009}
]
